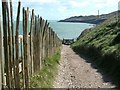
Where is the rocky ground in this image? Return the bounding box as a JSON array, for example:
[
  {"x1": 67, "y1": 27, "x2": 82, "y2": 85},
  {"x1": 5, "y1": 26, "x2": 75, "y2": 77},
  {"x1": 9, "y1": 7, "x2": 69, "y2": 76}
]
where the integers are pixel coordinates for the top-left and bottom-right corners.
[{"x1": 54, "y1": 45, "x2": 116, "y2": 88}]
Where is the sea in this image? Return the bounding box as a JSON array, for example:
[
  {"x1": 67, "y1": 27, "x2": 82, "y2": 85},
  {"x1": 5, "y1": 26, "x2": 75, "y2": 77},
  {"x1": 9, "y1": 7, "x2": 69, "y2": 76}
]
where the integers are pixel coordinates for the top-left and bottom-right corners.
[
  {"x1": 49, "y1": 20, "x2": 93, "y2": 40},
  {"x1": 17, "y1": 20, "x2": 94, "y2": 40}
]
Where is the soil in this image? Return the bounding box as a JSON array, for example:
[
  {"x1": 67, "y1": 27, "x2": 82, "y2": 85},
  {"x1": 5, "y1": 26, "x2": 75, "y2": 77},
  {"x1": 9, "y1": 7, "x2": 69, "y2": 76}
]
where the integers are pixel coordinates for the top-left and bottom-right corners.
[{"x1": 54, "y1": 45, "x2": 116, "y2": 88}]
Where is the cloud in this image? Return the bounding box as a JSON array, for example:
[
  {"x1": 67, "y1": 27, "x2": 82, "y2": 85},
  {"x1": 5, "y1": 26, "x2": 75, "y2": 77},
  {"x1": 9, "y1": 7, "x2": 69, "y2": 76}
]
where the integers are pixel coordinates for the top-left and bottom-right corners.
[
  {"x1": 91, "y1": 0, "x2": 119, "y2": 9},
  {"x1": 69, "y1": 0, "x2": 89, "y2": 8},
  {"x1": 12, "y1": 0, "x2": 59, "y2": 4},
  {"x1": 58, "y1": 6, "x2": 67, "y2": 13},
  {"x1": 37, "y1": 0, "x2": 59, "y2": 5}
]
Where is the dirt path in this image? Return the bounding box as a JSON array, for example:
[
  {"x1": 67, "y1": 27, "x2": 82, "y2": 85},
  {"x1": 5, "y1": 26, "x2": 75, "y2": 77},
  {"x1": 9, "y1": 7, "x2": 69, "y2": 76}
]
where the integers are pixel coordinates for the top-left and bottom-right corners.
[{"x1": 54, "y1": 45, "x2": 115, "y2": 88}]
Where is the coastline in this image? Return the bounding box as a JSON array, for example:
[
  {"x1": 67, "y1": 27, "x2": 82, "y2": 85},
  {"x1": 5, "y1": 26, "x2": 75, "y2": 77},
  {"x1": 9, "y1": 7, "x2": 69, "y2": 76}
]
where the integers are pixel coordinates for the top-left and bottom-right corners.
[{"x1": 58, "y1": 18, "x2": 106, "y2": 24}]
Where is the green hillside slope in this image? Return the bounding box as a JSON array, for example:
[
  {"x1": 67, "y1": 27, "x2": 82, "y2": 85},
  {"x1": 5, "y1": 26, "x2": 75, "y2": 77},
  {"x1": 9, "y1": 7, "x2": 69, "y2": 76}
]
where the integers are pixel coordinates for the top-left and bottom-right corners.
[{"x1": 71, "y1": 15, "x2": 120, "y2": 86}]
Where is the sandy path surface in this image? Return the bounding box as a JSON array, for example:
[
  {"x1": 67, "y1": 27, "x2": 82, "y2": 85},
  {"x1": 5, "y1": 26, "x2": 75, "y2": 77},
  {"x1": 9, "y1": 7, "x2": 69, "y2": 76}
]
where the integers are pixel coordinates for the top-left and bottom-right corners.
[{"x1": 54, "y1": 45, "x2": 115, "y2": 88}]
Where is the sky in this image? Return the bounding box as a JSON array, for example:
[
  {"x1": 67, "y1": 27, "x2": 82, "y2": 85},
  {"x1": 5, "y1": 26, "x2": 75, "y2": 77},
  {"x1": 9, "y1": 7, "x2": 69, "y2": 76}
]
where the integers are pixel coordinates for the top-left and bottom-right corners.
[{"x1": 0, "y1": 0, "x2": 120, "y2": 20}]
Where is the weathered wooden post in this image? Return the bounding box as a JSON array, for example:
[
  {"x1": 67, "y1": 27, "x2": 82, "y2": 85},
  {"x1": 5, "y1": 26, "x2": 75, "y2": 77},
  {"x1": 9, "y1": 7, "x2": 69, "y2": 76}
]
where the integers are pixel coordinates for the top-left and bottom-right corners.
[
  {"x1": 6, "y1": 1, "x2": 12, "y2": 88},
  {"x1": 42, "y1": 20, "x2": 46, "y2": 61},
  {"x1": 54, "y1": 33, "x2": 56, "y2": 52},
  {"x1": 20, "y1": 36, "x2": 23, "y2": 87},
  {"x1": 55, "y1": 33, "x2": 57, "y2": 52},
  {"x1": 40, "y1": 19, "x2": 44, "y2": 65},
  {"x1": 48, "y1": 27, "x2": 50, "y2": 57},
  {"x1": 0, "y1": 19, "x2": 1, "y2": 90},
  {"x1": 33, "y1": 15, "x2": 37, "y2": 73},
  {"x1": 2, "y1": 0, "x2": 10, "y2": 88},
  {"x1": 27, "y1": 7, "x2": 30, "y2": 79},
  {"x1": 49, "y1": 28, "x2": 52, "y2": 57},
  {"x1": 53, "y1": 31, "x2": 55, "y2": 55},
  {"x1": 23, "y1": 9, "x2": 29, "y2": 89},
  {"x1": 51, "y1": 28, "x2": 53, "y2": 56},
  {"x1": 46, "y1": 26, "x2": 49, "y2": 58},
  {"x1": 45, "y1": 26, "x2": 48, "y2": 59},
  {"x1": 10, "y1": 0, "x2": 15, "y2": 87},
  {"x1": 39, "y1": 17, "x2": 43, "y2": 69},
  {"x1": 15, "y1": 1, "x2": 21, "y2": 88},
  {"x1": 22, "y1": 7, "x2": 25, "y2": 88},
  {"x1": 0, "y1": 14, "x2": 3, "y2": 90},
  {"x1": 52, "y1": 30, "x2": 54, "y2": 54},
  {"x1": 49, "y1": 29, "x2": 52, "y2": 56},
  {"x1": 44, "y1": 23, "x2": 47, "y2": 60},
  {"x1": 36, "y1": 15, "x2": 41, "y2": 71},
  {"x1": 42, "y1": 20, "x2": 49, "y2": 61},
  {"x1": 37, "y1": 16, "x2": 42, "y2": 70},
  {"x1": 30, "y1": 9, "x2": 34, "y2": 75}
]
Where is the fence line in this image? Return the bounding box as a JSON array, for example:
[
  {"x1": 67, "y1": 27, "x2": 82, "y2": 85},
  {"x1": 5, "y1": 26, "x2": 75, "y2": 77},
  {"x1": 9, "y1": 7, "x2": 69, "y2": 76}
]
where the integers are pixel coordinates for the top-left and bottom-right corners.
[{"x1": 1, "y1": 0, "x2": 62, "y2": 89}]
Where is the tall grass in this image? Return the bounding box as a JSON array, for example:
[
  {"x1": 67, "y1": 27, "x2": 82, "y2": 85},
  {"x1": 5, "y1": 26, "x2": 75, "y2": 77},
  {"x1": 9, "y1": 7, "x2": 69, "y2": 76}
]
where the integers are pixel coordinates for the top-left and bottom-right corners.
[{"x1": 30, "y1": 50, "x2": 60, "y2": 88}]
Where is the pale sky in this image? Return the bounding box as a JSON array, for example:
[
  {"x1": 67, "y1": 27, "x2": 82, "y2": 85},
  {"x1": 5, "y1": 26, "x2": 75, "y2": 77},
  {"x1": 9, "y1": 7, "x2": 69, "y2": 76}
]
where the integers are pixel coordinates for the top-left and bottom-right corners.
[{"x1": 0, "y1": 0, "x2": 120, "y2": 20}]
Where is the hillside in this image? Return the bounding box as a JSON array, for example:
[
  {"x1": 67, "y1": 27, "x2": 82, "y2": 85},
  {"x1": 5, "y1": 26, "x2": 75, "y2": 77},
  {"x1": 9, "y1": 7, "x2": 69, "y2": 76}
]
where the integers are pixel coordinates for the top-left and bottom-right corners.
[
  {"x1": 71, "y1": 14, "x2": 120, "y2": 87},
  {"x1": 59, "y1": 11, "x2": 118, "y2": 24}
]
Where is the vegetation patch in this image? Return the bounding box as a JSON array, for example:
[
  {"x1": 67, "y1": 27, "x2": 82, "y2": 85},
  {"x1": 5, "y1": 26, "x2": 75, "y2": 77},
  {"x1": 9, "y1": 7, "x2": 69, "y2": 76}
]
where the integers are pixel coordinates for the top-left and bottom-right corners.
[
  {"x1": 30, "y1": 50, "x2": 61, "y2": 88},
  {"x1": 71, "y1": 15, "x2": 120, "y2": 87}
]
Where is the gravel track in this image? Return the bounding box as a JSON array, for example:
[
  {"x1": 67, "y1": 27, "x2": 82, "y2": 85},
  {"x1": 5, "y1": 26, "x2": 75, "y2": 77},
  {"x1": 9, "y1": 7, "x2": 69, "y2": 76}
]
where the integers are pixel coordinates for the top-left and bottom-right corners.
[{"x1": 54, "y1": 45, "x2": 115, "y2": 88}]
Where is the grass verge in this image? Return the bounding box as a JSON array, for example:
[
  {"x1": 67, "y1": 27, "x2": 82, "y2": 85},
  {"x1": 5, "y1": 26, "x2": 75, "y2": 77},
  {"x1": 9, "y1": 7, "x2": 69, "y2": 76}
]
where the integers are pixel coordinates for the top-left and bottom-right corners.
[{"x1": 30, "y1": 50, "x2": 61, "y2": 88}]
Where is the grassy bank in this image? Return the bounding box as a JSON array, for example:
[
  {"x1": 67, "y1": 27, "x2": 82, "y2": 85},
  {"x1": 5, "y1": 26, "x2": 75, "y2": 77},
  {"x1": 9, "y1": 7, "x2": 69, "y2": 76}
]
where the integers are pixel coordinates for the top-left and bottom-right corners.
[
  {"x1": 71, "y1": 15, "x2": 120, "y2": 86},
  {"x1": 30, "y1": 50, "x2": 61, "y2": 88}
]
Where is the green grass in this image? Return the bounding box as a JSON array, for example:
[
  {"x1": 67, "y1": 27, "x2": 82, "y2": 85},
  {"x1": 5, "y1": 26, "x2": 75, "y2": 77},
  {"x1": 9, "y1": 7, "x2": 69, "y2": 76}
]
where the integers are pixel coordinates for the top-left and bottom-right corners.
[
  {"x1": 30, "y1": 50, "x2": 60, "y2": 88},
  {"x1": 72, "y1": 15, "x2": 120, "y2": 55},
  {"x1": 71, "y1": 15, "x2": 120, "y2": 86}
]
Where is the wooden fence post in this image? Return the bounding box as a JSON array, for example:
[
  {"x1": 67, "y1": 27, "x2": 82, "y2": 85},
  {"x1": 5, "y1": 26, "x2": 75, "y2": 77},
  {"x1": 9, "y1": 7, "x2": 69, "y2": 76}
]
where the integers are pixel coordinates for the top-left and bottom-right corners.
[
  {"x1": 37, "y1": 16, "x2": 42, "y2": 70},
  {"x1": 6, "y1": 1, "x2": 12, "y2": 88},
  {"x1": 23, "y1": 9, "x2": 29, "y2": 89},
  {"x1": 39, "y1": 17, "x2": 42, "y2": 69},
  {"x1": 50, "y1": 29, "x2": 52, "y2": 56},
  {"x1": 2, "y1": 1, "x2": 10, "y2": 88},
  {"x1": 49, "y1": 28, "x2": 52, "y2": 57},
  {"x1": 30, "y1": 9, "x2": 34, "y2": 75},
  {"x1": 42, "y1": 20, "x2": 46, "y2": 61},
  {"x1": 33, "y1": 15, "x2": 37, "y2": 73},
  {"x1": 36, "y1": 15, "x2": 41, "y2": 71},
  {"x1": 42, "y1": 20, "x2": 49, "y2": 61},
  {"x1": 54, "y1": 33, "x2": 57, "y2": 51},
  {"x1": 20, "y1": 37, "x2": 23, "y2": 87},
  {"x1": 51, "y1": 30, "x2": 54, "y2": 56},
  {"x1": 40, "y1": 19, "x2": 44, "y2": 65},
  {"x1": 15, "y1": 1, "x2": 21, "y2": 88},
  {"x1": 22, "y1": 7, "x2": 25, "y2": 88},
  {"x1": 0, "y1": 14, "x2": 3, "y2": 90},
  {"x1": 9, "y1": 0, "x2": 15, "y2": 87},
  {"x1": 27, "y1": 8, "x2": 30, "y2": 80},
  {"x1": 48, "y1": 27, "x2": 50, "y2": 57},
  {"x1": 46, "y1": 26, "x2": 49, "y2": 58},
  {"x1": 0, "y1": 21, "x2": 1, "y2": 90}
]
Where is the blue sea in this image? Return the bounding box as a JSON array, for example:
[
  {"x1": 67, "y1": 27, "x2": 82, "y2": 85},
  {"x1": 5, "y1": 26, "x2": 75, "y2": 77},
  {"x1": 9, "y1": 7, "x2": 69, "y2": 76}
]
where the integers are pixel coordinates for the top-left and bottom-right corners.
[
  {"x1": 49, "y1": 21, "x2": 93, "y2": 39},
  {"x1": 18, "y1": 20, "x2": 93, "y2": 40}
]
